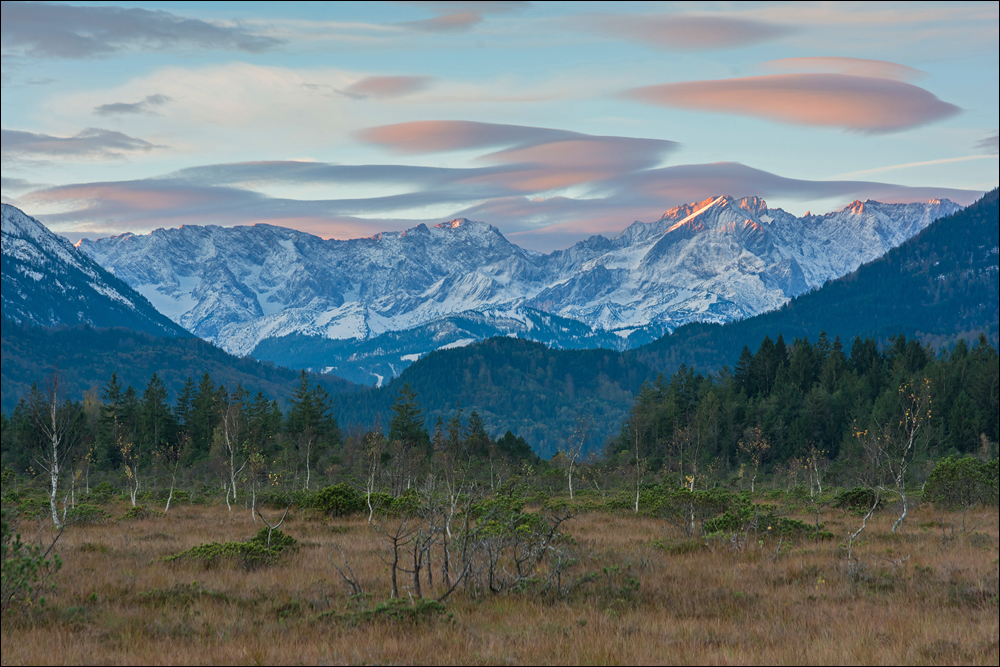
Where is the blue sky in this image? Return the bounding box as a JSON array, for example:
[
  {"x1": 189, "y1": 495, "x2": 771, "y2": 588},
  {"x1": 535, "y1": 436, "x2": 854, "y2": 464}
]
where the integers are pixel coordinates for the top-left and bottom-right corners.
[{"x1": 2, "y1": 1, "x2": 997, "y2": 251}]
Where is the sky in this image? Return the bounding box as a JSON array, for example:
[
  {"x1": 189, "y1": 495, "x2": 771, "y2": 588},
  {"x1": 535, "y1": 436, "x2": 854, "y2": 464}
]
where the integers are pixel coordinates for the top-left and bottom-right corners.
[{"x1": 1, "y1": 1, "x2": 997, "y2": 252}]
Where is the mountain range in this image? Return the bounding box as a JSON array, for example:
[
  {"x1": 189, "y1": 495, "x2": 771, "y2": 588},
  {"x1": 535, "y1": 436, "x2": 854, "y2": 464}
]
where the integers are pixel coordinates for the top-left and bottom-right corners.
[
  {"x1": 1, "y1": 191, "x2": 995, "y2": 454},
  {"x1": 74, "y1": 195, "x2": 960, "y2": 385}
]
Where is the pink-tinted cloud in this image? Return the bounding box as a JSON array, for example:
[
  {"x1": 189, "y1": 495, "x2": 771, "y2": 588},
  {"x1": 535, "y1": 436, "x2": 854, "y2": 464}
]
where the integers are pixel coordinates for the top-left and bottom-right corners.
[
  {"x1": 360, "y1": 120, "x2": 557, "y2": 153},
  {"x1": 626, "y1": 73, "x2": 960, "y2": 133},
  {"x1": 341, "y1": 75, "x2": 433, "y2": 99},
  {"x1": 761, "y1": 57, "x2": 925, "y2": 81},
  {"x1": 396, "y1": 1, "x2": 528, "y2": 33},
  {"x1": 361, "y1": 121, "x2": 677, "y2": 192},
  {"x1": 578, "y1": 14, "x2": 793, "y2": 51}
]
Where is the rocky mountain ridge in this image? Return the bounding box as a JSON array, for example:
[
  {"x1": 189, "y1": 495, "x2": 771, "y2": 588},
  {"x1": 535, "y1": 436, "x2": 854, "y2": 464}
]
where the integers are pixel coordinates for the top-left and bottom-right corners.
[{"x1": 75, "y1": 195, "x2": 960, "y2": 362}]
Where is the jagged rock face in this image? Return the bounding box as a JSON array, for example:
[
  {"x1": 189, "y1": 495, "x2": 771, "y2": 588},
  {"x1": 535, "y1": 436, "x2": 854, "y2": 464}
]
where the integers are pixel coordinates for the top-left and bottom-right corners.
[
  {"x1": 73, "y1": 195, "x2": 960, "y2": 357},
  {"x1": 1, "y1": 203, "x2": 188, "y2": 337}
]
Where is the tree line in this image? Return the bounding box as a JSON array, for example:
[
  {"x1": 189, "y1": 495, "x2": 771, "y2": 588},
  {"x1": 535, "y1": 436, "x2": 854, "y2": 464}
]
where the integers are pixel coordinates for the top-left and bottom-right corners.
[{"x1": 1, "y1": 331, "x2": 996, "y2": 527}]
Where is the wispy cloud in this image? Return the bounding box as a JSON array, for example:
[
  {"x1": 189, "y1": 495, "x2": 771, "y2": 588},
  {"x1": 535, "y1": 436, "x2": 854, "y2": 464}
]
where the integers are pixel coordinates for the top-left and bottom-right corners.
[
  {"x1": 1, "y1": 128, "x2": 160, "y2": 159},
  {"x1": 626, "y1": 73, "x2": 960, "y2": 133},
  {"x1": 832, "y1": 155, "x2": 994, "y2": 179},
  {"x1": 93, "y1": 93, "x2": 171, "y2": 116},
  {"x1": 0, "y1": 2, "x2": 282, "y2": 58},
  {"x1": 575, "y1": 13, "x2": 793, "y2": 51},
  {"x1": 977, "y1": 132, "x2": 999, "y2": 155},
  {"x1": 1, "y1": 176, "x2": 45, "y2": 194}
]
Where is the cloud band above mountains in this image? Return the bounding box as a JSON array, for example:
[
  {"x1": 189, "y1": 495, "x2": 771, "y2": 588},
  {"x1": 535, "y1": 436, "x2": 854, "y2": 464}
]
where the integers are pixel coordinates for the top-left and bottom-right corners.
[{"x1": 15, "y1": 155, "x2": 981, "y2": 252}]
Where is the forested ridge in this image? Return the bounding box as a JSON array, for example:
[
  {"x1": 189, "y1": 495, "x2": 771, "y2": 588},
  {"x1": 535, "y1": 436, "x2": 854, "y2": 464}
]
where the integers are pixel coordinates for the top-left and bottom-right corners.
[
  {"x1": 0, "y1": 318, "x2": 359, "y2": 414},
  {"x1": 2, "y1": 330, "x2": 995, "y2": 501}
]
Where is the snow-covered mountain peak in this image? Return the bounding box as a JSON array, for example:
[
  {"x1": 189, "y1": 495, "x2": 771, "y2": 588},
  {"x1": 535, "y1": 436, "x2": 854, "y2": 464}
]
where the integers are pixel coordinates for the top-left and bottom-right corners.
[
  {"x1": 844, "y1": 199, "x2": 871, "y2": 216},
  {"x1": 2, "y1": 204, "x2": 187, "y2": 337},
  {"x1": 437, "y1": 218, "x2": 472, "y2": 229},
  {"x1": 657, "y1": 195, "x2": 721, "y2": 223},
  {"x1": 737, "y1": 195, "x2": 768, "y2": 217}
]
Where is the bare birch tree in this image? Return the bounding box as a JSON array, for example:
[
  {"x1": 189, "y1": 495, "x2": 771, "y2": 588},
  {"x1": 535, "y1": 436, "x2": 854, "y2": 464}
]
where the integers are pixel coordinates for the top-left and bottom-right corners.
[
  {"x1": 28, "y1": 372, "x2": 82, "y2": 527},
  {"x1": 219, "y1": 388, "x2": 249, "y2": 510},
  {"x1": 560, "y1": 414, "x2": 592, "y2": 500}
]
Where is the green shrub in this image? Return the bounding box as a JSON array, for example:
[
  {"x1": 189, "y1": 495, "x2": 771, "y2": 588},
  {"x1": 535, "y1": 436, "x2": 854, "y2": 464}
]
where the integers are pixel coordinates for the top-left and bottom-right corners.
[
  {"x1": 121, "y1": 505, "x2": 156, "y2": 521},
  {"x1": 88, "y1": 481, "x2": 117, "y2": 504},
  {"x1": 366, "y1": 492, "x2": 394, "y2": 514},
  {"x1": 834, "y1": 487, "x2": 882, "y2": 514},
  {"x1": 1, "y1": 508, "x2": 62, "y2": 616},
  {"x1": 313, "y1": 483, "x2": 364, "y2": 517},
  {"x1": 925, "y1": 456, "x2": 998, "y2": 511}
]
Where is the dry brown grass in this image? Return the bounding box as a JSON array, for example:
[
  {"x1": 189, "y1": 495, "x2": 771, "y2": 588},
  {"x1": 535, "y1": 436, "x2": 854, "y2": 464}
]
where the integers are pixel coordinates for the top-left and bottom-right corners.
[{"x1": 2, "y1": 500, "x2": 997, "y2": 665}]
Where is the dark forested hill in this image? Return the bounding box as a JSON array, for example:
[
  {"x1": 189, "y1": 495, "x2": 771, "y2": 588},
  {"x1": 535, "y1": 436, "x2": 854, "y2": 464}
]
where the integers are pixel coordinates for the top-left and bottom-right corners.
[
  {"x1": 634, "y1": 189, "x2": 1000, "y2": 375},
  {"x1": 332, "y1": 337, "x2": 654, "y2": 458},
  {"x1": 0, "y1": 320, "x2": 359, "y2": 413}
]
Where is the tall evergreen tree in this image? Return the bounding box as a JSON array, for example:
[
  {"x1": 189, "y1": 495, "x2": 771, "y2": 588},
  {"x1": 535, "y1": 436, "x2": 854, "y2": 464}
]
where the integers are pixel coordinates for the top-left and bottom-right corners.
[{"x1": 389, "y1": 383, "x2": 430, "y2": 454}]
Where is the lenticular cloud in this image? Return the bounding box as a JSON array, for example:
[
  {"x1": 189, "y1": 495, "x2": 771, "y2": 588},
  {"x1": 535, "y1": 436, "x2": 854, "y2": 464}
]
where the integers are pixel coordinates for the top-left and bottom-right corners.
[{"x1": 626, "y1": 73, "x2": 960, "y2": 133}]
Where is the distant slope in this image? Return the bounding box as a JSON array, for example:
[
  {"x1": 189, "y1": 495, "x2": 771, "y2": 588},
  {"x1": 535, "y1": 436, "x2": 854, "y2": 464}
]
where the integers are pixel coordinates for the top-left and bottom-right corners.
[
  {"x1": 252, "y1": 308, "x2": 661, "y2": 387},
  {"x1": 0, "y1": 319, "x2": 359, "y2": 414},
  {"x1": 634, "y1": 189, "x2": 1000, "y2": 374},
  {"x1": 1, "y1": 204, "x2": 189, "y2": 337},
  {"x1": 332, "y1": 337, "x2": 654, "y2": 458}
]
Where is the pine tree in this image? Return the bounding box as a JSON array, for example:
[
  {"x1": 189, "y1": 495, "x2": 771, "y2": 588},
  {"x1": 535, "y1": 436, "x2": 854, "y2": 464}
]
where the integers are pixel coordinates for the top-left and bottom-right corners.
[{"x1": 389, "y1": 383, "x2": 430, "y2": 454}]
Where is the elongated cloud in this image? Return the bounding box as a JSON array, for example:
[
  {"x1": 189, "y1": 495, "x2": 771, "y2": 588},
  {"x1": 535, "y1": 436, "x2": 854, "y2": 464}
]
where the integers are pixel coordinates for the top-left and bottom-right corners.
[
  {"x1": 398, "y1": 1, "x2": 529, "y2": 33},
  {"x1": 626, "y1": 74, "x2": 960, "y2": 133},
  {"x1": 361, "y1": 120, "x2": 677, "y2": 192},
  {"x1": 361, "y1": 120, "x2": 560, "y2": 153},
  {"x1": 402, "y1": 12, "x2": 483, "y2": 33},
  {"x1": 578, "y1": 14, "x2": 793, "y2": 51},
  {"x1": 0, "y1": 2, "x2": 281, "y2": 58},
  {"x1": 341, "y1": 76, "x2": 433, "y2": 100},
  {"x1": 2, "y1": 128, "x2": 159, "y2": 159},
  {"x1": 977, "y1": 133, "x2": 999, "y2": 155},
  {"x1": 94, "y1": 94, "x2": 171, "y2": 116},
  {"x1": 761, "y1": 57, "x2": 925, "y2": 81}
]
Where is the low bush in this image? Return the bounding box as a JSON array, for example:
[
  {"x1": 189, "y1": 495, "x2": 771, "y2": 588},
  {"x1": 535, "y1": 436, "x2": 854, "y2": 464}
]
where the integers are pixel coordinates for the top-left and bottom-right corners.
[
  {"x1": 1, "y1": 508, "x2": 63, "y2": 616},
  {"x1": 834, "y1": 487, "x2": 882, "y2": 514},
  {"x1": 121, "y1": 505, "x2": 156, "y2": 521},
  {"x1": 164, "y1": 528, "x2": 298, "y2": 570}
]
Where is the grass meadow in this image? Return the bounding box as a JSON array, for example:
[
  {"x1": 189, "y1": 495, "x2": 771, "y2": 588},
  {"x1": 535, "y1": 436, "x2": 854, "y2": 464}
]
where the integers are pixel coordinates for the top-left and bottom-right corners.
[{"x1": 2, "y1": 497, "x2": 997, "y2": 665}]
